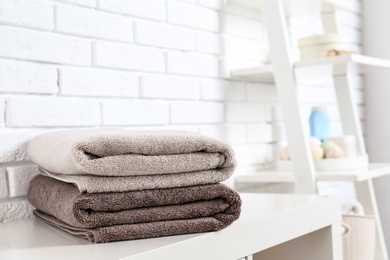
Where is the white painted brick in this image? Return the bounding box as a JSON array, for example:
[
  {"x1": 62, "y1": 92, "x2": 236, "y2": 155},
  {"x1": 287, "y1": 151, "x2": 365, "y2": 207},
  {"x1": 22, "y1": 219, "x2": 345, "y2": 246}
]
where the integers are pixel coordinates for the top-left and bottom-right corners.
[
  {"x1": 135, "y1": 21, "x2": 196, "y2": 51},
  {"x1": 299, "y1": 86, "x2": 336, "y2": 104},
  {"x1": 102, "y1": 100, "x2": 169, "y2": 126},
  {"x1": 99, "y1": 0, "x2": 165, "y2": 21},
  {"x1": 340, "y1": 25, "x2": 361, "y2": 44},
  {"x1": 7, "y1": 165, "x2": 40, "y2": 197},
  {"x1": 140, "y1": 75, "x2": 200, "y2": 100},
  {"x1": 56, "y1": 5, "x2": 133, "y2": 42},
  {"x1": 247, "y1": 124, "x2": 274, "y2": 143},
  {"x1": 196, "y1": 32, "x2": 221, "y2": 55},
  {"x1": 233, "y1": 144, "x2": 273, "y2": 166},
  {"x1": 0, "y1": 26, "x2": 90, "y2": 66},
  {"x1": 59, "y1": 68, "x2": 138, "y2": 97},
  {"x1": 222, "y1": 36, "x2": 246, "y2": 58},
  {"x1": 0, "y1": 60, "x2": 57, "y2": 94},
  {"x1": 171, "y1": 101, "x2": 224, "y2": 124},
  {"x1": 0, "y1": 0, "x2": 54, "y2": 30},
  {"x1": 200, "y1": 79, "x2": 227, "y2": 101},
  {"x1": 167, "y1": 52, "x2": 219, "y2": 77},
  {"x1": 287, "y1": 15, "x2": 322, "y2": 34},
  {"x1": 245, "y1": 39, "x2": 270, "y2": 62},
  {"x1": 226, "y1": 82, "x2": 246, "y2": 101},
  {"x1": 226, "y1": 102, "x2": 266, "y2": 123},
  {"x1": 199, "y1": 0, "x2": 221, "y2": 10},
  {"x1": 157, "y1": 125, "x2": 199, "y2": 133},
  {"x1": 338, "y1": 10, "x2": 361, "y2": 28},
  {"x1": 0, "y1": 98, "x2": 4, "y2": 127},
  {"x1": 222, "y1": 14, "x2": 265, "y2": 40},
  {"x1": 167, "y1": 2, "x2": 219, "y2": 32},
  {"x1": 199, "y1": 125, "x2": 247, "y2": 144},
  {"x1": 0, "y1": 169, "x2": 8, "y2": 198},
  {"x1": 223, "y1": 3, "x2": 244, "y2": 17},
  {"x1": 51, "y1": 0, "x2": 96, "y2": 7},
  {"x1": 6, "y1": 97, "x2": 100, "y2": 127},
  {"x1": 246, "y1": 83, "x2": 277, "y2": 102},
  {"x1": 94, "y1": 41, "x2": 165, "y2": 72},
  {"x1": 0, "y1": 198, "x2": 34, "y2": 223}
]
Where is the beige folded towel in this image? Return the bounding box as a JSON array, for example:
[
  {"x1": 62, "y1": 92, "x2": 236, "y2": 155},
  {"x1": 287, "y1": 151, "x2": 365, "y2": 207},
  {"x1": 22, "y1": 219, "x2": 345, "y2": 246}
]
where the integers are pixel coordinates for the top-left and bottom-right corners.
[
  {"x1": 27, "y1": 129, "x2": 236, "y2": 177},
  {"x1": 39, "y1": 167, "x2": 232, "y2": 193}
]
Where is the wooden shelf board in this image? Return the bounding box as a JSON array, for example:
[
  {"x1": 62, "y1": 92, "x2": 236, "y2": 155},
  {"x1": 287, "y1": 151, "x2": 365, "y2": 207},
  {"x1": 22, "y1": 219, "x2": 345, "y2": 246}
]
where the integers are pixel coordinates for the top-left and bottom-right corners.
[
  {"x1": 231, "y1": 54, "x2": 390, "y2": 82},
  {"x1": 235, "y1": 163, "x2": 390, "y2": 184}
]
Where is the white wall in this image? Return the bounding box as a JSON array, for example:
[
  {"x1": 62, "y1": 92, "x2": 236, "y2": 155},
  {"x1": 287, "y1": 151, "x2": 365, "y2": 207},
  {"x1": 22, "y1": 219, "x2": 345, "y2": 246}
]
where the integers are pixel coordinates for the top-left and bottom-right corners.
[
  {"x1": 0, "y1": 0, "x2": 362, "y2": 222},
  {"x1": 363, "y1": 0, "x2": 390, "y2": 254}
]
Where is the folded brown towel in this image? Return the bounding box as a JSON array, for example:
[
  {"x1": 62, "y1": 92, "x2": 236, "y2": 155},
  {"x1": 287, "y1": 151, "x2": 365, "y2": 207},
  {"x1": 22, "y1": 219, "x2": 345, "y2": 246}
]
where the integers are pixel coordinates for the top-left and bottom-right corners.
[
  {"x1": 27, "y1": 129, "x2": 236, "y2": 177},
  {"x1": 28, "y1": 175, "x2": 241, "y2": 243}
]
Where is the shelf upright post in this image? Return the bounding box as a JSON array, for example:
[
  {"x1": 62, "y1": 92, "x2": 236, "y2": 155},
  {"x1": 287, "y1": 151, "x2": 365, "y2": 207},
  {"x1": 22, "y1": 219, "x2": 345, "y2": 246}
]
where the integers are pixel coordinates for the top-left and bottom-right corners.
[
  {"x1": 333, "y1": 63, "x2": 388, "y2": 260},
  {"x1": 332, "y1": 63, "x2": 366, "y2": 155},
  {"x1": 261, "y1": 0, "x2": 317, "y2": 194}
]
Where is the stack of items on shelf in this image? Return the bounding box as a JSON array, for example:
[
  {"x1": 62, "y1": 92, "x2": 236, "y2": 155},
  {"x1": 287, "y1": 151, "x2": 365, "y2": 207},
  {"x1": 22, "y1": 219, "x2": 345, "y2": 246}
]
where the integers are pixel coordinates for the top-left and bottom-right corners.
[
  {"x1": 298, "y1": 33, "x2": 356, "y2": 60},
  {"x1": 27, "y1": 129, "x2": 241, "y2": 243},
  {"x1": 280, "y1": 106, "x2": 357, "y2": 160}
]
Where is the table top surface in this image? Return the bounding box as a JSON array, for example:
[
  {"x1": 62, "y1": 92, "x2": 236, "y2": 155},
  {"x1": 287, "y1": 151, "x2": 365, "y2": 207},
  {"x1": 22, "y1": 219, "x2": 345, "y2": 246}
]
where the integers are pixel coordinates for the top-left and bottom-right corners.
[{"x1": 0, "y1": 193, "x2": 341, "y2": 260}]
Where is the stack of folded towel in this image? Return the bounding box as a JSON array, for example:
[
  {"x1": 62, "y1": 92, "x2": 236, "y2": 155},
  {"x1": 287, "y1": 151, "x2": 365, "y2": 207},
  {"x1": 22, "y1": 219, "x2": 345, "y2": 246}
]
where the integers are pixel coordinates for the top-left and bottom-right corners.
[{"x1": 27, "y1": 129, "x2": 241, "y2": 243}]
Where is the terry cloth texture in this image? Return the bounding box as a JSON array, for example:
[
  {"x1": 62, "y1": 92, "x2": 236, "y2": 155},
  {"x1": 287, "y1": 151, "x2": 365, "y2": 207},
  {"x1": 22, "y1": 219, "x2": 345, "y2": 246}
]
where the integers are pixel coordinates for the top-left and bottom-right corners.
[
  {"x1": 27, "y1": 129, "x2": 236, "y2": 177},
  {"x1": 39, "y1": 168, "x2": 232, "y2": 193},
  {"x1": 28, "y1": 175, "x2": 241, "y2": 243}
]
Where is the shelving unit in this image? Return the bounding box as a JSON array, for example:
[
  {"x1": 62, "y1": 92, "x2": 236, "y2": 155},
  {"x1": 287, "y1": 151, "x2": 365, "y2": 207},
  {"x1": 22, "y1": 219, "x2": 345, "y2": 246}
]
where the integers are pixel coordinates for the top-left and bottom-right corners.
[{"x1": 230, "y1": 0, "x2": 390, "y2": 259}]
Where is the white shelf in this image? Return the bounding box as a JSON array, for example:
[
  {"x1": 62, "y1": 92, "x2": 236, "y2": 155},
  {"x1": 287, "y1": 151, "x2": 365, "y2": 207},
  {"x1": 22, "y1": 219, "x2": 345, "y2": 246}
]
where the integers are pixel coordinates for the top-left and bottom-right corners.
[
  {"x1": 231, "y1": 54, "x2": 390, "y2": 83},
  {"x1": 235, "y1": 163, "x2": 390, "y2": 184},
  {"x1": 0, "y1": 194, "x2": 341, "y2": 260},
  {"x1": 228, "y1": 0, "x2": 360, "y2": 15}
]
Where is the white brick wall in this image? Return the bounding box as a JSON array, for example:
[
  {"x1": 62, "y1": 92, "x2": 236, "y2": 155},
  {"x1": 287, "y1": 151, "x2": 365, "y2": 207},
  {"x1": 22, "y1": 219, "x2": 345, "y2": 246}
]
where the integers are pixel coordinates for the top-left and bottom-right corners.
[
  {"x1": 0, "y1": 169, "x2": 8, "y2": 198},
  {"x1": 171, "y1": 101, "x2": 224, "y2": 124},
  {"x1": 135, "y1": 21, "x2": 196, "y2": 51},
  {"x1": 0, "y1": 60, "x2": 57, "y2": 94},
  {"x1": 53, "y1": 0, "x2": 96, "y2": 7},
  {"x1": 0, "y1": 0, "x2": 363, "y2": 222},
  {"x1": 94, "y1": 41, "x2": 165, "y2": 72},
  {"x1": 98, "y1": 0, "x2": 166, "y2": 21},
  {"x1": 140, "y1": 75, "x2": 200, "y2": 100},
  {"x1": 167, "y1": 2, "x2": 219, "y2": 32},
  {"x1": 167, "y1": 51, "x2": 219, "y2": 77},
  {"x1": 0, "y1": 26, "x2": 91, "y2": 66},
  {"x1": 0, "y1": 0, "x2": 54, "y2": 30},
  {"x1": 6, "y1": 97, "x2": 101, "y2": 127},
  {"x1": 59, "y1": 68, "x2": 139, "y2": 97},
  {"x1": 55, "y1": 5, "x2": 134, "y2": 42},
  {"x1": 0, "y1": 98, "x2": 5, "y2": 127},
  {"x1": 7, "y1": 165, "x2": 40, "y2": 197},
  {"x1": 102, "y1": 100, "x2": 169, "y2": 126}
]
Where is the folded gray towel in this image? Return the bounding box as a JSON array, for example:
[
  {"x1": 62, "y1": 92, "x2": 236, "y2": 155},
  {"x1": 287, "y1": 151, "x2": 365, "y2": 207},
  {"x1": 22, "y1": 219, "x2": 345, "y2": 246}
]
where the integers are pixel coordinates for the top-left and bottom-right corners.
[
  {"x1": 28, "y1": 175, "x2": 241, "y2": 243},
  {"x1": 27, "y1": 129, "x2": 236, "y2": 177}
]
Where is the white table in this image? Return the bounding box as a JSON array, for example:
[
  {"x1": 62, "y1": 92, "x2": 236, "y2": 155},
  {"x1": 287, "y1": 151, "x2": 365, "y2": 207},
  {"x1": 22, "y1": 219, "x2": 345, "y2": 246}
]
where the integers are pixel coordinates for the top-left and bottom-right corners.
[{"x1": 0, "y1": 194, "x2": 342, "y2": 260}]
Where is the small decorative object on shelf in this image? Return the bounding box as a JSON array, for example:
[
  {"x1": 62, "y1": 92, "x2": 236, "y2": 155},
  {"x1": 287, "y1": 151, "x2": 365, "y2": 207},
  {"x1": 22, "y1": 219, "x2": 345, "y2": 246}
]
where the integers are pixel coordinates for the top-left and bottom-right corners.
[
  {"x1": 279, "y1": 135, "x2": 366, "y2": 171},
  {"x1": 298, "y1": 34, "x2": 352, "y2": 60},
  {"x1": 309, "y1": 105, "x2": 330, "y2": 141}
]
